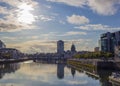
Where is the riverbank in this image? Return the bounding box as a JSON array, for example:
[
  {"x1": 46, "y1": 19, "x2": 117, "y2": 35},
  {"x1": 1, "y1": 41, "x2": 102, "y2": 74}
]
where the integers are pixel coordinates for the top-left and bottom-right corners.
[
  {"x1": 0, "y1": 58, "x2": 33, "y2": 64},
  {"x1": 109, "y1": 76, "x2": 120, "y2": 86},
  {"x1": 67, "y1": 59, "x2": 115, "y2": 70},
  {"x1": 67, "y1": 59, "x2": 120, "y2": 85}
]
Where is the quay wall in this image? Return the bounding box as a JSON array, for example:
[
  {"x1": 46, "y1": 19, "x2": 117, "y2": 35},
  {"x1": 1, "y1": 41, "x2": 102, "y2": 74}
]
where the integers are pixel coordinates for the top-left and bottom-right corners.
[{"x1": 67, "y1": 59, "x2": 115, "y2": 70}]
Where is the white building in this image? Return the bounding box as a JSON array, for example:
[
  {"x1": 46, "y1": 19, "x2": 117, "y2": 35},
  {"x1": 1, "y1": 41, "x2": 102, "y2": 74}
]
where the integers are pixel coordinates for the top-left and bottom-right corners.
[
  {"x1": 0, "y1": 40, "x2": 6, "y2": 49},
  {"x1": 57, "y1": 40, "x2": 64, "y2": 54}
]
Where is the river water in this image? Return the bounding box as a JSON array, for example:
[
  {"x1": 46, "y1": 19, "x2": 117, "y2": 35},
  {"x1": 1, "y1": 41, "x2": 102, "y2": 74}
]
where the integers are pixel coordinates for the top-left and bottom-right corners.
[{"x1": 0, "y1": 61, "x2": 118, "y2": 86}]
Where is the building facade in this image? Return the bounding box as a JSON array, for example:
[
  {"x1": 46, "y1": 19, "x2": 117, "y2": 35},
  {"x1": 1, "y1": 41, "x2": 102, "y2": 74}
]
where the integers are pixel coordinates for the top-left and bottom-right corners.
[
  {"x1": 100, "y1": 31, "x2": 120, "y2": 53},
  {"x1": 57, "y1": 40, "x2": 64, "y2": 54},
  {"x1": 0, "y1": 48, "x2": 21, "y2": 59},
  {"x1": 114, "y1": 46, "x2": 120, "y2": 61},
  {"x1": 0, "y1": 40, "x2": 6, "y2": 49}
]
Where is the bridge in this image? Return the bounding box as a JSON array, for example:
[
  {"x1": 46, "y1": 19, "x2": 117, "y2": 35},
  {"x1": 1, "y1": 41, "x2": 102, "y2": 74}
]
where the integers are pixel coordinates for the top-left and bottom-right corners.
[{"x1": 32, "y1": 56, "x2": 67, "y2": 63}]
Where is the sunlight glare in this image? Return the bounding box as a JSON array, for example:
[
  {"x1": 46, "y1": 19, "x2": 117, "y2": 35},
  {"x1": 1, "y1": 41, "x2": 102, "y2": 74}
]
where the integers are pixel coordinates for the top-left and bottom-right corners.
[{"x1": 17, "y1": 3, "x2": 35, "y2": 24}]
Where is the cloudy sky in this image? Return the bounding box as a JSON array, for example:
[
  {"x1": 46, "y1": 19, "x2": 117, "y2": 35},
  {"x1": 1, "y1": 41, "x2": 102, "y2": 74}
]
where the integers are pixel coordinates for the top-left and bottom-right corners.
[{"x1": 0, "y1": 0, "x2": 120, "y2": 53}]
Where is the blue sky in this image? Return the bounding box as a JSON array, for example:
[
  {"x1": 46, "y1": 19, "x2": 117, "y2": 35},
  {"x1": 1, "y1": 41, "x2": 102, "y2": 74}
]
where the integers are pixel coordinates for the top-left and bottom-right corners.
[{"x1": 0, "y1": 0, "x2": 120, "y2": 53}]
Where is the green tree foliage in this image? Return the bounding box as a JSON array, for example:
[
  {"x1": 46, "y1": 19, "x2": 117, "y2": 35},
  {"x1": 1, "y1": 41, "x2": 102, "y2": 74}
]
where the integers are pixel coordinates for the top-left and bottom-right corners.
[{"x1": 73, "y1": 52, "x2": 114, "y2": 59}]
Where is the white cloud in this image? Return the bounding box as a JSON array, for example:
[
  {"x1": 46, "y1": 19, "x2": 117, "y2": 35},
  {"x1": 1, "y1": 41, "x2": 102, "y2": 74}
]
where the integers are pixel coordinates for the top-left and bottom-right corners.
[
  {"x1": 45, "y1": 5, "x2": 52, "y2": 9},
  {"x1": 63, "y1": 39, "x2": 93, "y2": 52},
  {"x1": 75, "y1": 24, "x2": 120, "y2": 31},
  {"x1": 47, "y1": 0, "x2": 87, "y2": 7},
  {"x1": 1, "y1": 37, "x2": 17, "y2": 40},
  {"x1": 64, "y1": 39, "x2": 91, "y2": 43},
  {"x1": 59, "y1": 20, "x2": 66, "y2": 24},
  {"x1": 88, "y1": 0, "x2": 120, "y2": 15},
  {"x1": 7, "y1": 40, "x2": 57, "y2": 53},
  {"x1": 0, "y1": 0, "x2": 38, "y2": 32},
  {"x1": 60, "y1": 31, "x2": 87, "y2": 36},
  {"x1": 67, "y1": 14, "x2": 89, "y2": 25},
  {"x1": 38, "y1": 15, "x2": 54, "y2": 22},
  {"x1": 31, "y1": 36, "x2": 39, "y2": 39},
  {"x1": 40, "y1": 32, "x2": 58, "y2": 40},
  {"x1": 1, "y1": 0, "x2": 38, "y2": 7},
  {"x1": 47, "y1": 0, "x2": 120, "y2": 15},
  {"x1": 0, "y1": 6, "x2": 8, "y2": 14}
]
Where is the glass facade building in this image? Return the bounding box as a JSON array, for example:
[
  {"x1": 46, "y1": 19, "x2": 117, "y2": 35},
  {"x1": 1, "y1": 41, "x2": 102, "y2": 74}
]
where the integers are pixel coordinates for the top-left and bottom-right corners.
[{"x1": 100, "y1": 31, "x2": 120, "y2": 53}]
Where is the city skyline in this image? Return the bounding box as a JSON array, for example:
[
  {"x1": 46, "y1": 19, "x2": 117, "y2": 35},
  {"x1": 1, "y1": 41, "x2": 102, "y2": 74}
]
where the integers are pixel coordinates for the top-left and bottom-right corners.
[{"x1": 0, "y1": 0, "x2": 120, "y2": 53}]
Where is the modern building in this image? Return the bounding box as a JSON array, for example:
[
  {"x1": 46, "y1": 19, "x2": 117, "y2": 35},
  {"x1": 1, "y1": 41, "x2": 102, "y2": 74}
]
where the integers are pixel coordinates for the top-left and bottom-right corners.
[
  {"x1": 57, "y1": 40, "x2": 64, "y2": 54},
  {"x1": 0, "y1": 40, "x2": 6, "y2": 49},
  {"x1": 100, "y1": 31, "x2": 120, "y2": 53},
  {"x1": 71, "y1": 44, "x2": 76, "y2": 53}
]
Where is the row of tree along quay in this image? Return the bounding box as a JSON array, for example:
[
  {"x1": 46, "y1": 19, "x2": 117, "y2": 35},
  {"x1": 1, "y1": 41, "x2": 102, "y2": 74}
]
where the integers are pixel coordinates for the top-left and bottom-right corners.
[
  {"x1": 67, "y1": 51, "x2": 116, "y2": 70},
  {"x1": 73, "y1": 51, "x2": 114, "y2": 60}
]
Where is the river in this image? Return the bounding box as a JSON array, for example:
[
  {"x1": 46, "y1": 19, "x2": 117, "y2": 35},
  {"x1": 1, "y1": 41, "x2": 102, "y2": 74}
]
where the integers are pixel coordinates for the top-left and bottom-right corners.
[{"x1": 0, "y1": 61, "x2": 118, "y2": 86}]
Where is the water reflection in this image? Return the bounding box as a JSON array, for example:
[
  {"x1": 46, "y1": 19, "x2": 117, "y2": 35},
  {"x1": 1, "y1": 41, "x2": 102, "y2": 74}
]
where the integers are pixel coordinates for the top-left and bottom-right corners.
[
  {"x1": 68, "y1": 63, "x2": 120, "y2": 86},
  {"x1": 57, "y1": 63, "x2": 65, "y2": 79},
  {"x1": 0, "y1": 62, "x2": 119, "y2": 86},
  {"x1": 71, "y1": 68, "x2": 76, "y2": 78},
  {"x1": 0, "y1": 63, "x2": 20, "y2": 79}
]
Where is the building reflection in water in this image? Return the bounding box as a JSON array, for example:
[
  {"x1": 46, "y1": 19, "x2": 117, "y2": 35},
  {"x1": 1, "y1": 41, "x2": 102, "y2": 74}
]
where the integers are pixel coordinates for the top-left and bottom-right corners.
[
  {"x1": 0, "y1": 63, "x2": 20, "y2": 79},
  {"x1": 57, "y1": 63, "x2": 76, "y2": 79},
  {"x1": 98, "y1": 70, "x2": 112, "y2": 86},
  {"x1": 57, "y1": 63, "x2": 65, "y2": 79},
  {"x1": 69, "y1": 64, "x2": 115, "y2": 86},
  {"x1": 71, "y1": 68, "x2": 76, "y2": 78}
]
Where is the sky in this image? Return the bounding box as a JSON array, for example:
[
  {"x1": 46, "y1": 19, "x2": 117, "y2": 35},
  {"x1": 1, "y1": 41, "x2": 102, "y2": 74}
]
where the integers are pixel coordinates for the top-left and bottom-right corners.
[{"x1": 0, "y1": 0, "x2": 120, "y2": 53}]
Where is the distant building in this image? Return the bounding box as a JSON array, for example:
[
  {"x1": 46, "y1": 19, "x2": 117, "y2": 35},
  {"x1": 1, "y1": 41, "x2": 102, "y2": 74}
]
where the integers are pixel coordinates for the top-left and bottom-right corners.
[
  {"x1": 94, "y1": 47, "x2": 99, "y2": 52},
  {"x1": 0, "y1": 48, "x2": 20, "y2": 59},
  {"x1": 57, "y1": 40, "x2": 64, "y2": 54},
  {"x1": 100, "y1": 31, "x2": 120, "y2": 53},
  {"x1": 0, "y1": 40, "x2": 6, "y2": 49},
  {"x1": 71, "y1": 44, "x2": 76, "y2": 53}
]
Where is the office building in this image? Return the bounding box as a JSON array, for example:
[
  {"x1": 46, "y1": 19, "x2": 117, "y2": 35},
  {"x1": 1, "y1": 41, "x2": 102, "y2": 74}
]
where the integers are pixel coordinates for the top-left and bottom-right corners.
[
  {"x1": 57, "y1": 40, "x2": 64, "y2": 54},
  {"x1": 100, "y1": 31, "x2": 120, "y2": 53}
]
